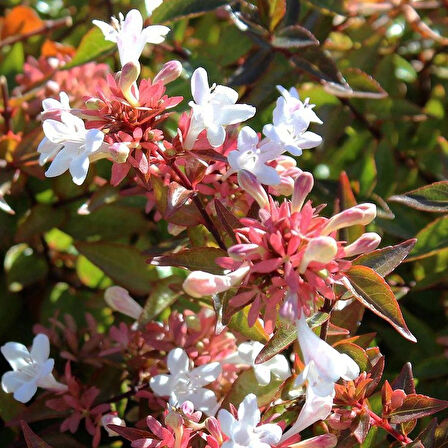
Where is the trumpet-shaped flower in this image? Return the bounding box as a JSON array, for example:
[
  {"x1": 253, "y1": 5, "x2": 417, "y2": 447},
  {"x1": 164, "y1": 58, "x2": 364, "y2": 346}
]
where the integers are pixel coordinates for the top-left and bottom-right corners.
[
  {"x1": 1, "y1": 334, "x2": 67, "y2": 403},
  {"x1": 263, "y1": 86, "x2": 322, "y2": 156},
  {"x1": 104, "y1": 286, "x2": 143, "y2": 320},
  {"x1": 93, "y1": 9, "x2": 170, "y2": 66},
  {"x1": 38, "y1": 112, "x2": 106, "y2": 185},
  {"x1": 228, "y1": 126, "x2": 283, "y2": 186},
  {"x1": 184, "y1": 68, "x2": 256, "y2": 149},
  {"x1": 224, "y1": 341, "x2": 290, "y2": 386},
  {"x1": 281, "y1": 315, "x2": 359, "y2": 441},
  {"x1": 218, "y1": 393, "x2": 282, "y2": 448},
  {"x1": 150, "y1": 348, "x2": 222, "y2": 415}
]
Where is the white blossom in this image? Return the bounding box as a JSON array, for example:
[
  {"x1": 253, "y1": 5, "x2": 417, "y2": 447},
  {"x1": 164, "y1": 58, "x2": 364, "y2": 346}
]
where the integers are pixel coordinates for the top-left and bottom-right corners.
[
  {"x1": 1, "y1": 334, "x2": 67, "y2": 403},
  {"x1": 41, "y1": 91, "x2": 71, "y2": 116},
  {"x1": 218, "y1": 393, "x2": 282, "y2": 448},
  {"x1": 38, "y1": 112, "x2": 106, "y2": 185},
  {"x1": 224, "y1": 341, "x2": 290, "y2": 386},
  {"x1": 93, "y1": 9, "x2": 170, "y2": 67},
  {"x1": 263, "y1": 85, "x2": 322, "y2": 157},
  {"x1": 281, "y1": 315, "x2": 359, "y2": 441},
  {"x1": 227, "y1": 126, "x2": 283, "y2": 185},
  {"x1": 184, "y1": 67, "x2": 256, "y2": 149},
  {"x1": 101, "y1": 413, "x2": 126, "y2": 437},
  {"x1": 150, "y1": 348, "x2": 221, "y2": 415}
]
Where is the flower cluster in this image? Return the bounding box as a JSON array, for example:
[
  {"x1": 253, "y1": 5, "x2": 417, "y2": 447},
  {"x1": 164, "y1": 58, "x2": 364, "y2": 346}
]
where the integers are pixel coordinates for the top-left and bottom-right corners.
[{"x1": 2, "y1": 5, "x2": 445, "y2": 448}]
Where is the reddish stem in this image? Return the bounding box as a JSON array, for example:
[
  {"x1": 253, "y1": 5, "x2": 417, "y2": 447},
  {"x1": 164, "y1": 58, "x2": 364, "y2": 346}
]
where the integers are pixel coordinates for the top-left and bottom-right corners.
[{"x1": 355, "y1": 402, "x2": 412, "y2": 444}]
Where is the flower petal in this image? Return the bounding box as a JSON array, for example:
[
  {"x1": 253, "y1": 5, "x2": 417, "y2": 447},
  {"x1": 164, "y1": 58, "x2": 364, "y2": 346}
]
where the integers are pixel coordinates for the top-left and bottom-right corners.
[
  {"x1": 14, "y1": 380, "x2": 38, "y2": 403},
  {"x1": 30, "y1": 334, "x2": 50, "y2": 364},
  {"x1": 2, "y1": 371, "x2": 27, "y2": 393},
  {"x1": 92, "y1": 20, "x2": 118, "y2": 42},
  {"x1": 216, "y1": 104, "x2": 256, "y2": 126},
  {"x1": 150, "y1": 374, "x2": 173, "y2": 397},
  {"x1": 254, "y1": 423, "x2": 283, "y2": 444},
  {"x1": 45, "y1": 150, "x2": 72, "y2": 178},
  {"x1": 218, "y1": 409, "x2": 236, "y2": 437},
  {"x1": 167, "y1": 348, "x2": 190, "y2": 374},
  {"x1": 69, "y1": 155, "x2": 90, "y2": 185},
  {"x1": 207, "y1": 125, "x2": 226, "y2": 147},
  {"x1": 1, "y1": 342, "x2": 30, "y2": 370},
  {"x1": 142, "y1": 25, "x2": 170, "y2": 44},
  {"x1": 191, "y1": 68, "x2": 210, "y2": 105},
  {"x1": 190, "y1": 362, "x2": 221, "y2": 387},
  {"x1": 238, "y1": 393, "x2": 260, "y2": 428}
]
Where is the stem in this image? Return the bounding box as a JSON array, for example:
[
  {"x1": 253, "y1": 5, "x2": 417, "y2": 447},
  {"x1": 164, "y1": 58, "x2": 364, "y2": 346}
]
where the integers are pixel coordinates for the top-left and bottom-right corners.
[
  {"x1": 0, "y1": 16, "x2": 73, "y2": 48},
  {"x1": 355, "y1": 402, "x2": 412, "y2": 444},
  {"x1": 0, "y1": 76, "x2": 12, "y2": 133},
  {"x1": 155, "y1": 147, "x2": 227, "y2": 250},
  {"x1": 319, "y1": 298, "x2": 333, "y2": 341},
  {"x1": 105, "y1": 381, "x2": 150, "y2": 403}
]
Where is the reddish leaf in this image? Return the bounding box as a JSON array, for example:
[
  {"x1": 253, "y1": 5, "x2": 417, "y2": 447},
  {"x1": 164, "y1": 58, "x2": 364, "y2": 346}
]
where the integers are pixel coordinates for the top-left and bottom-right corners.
[
  {"x1": 107, "y1": 424, "x2": 152, "y2": 441},
  {"x1": 353, "y1": 409, "x2": 371, "y2": 444},
  {"x1": 149, "y1": 247, "x2": 226, "y2": 274},
  {"x1": 345, "y1": 265, "x2": 416, "y2": 342},
  {"x1": 365, "y1": 356, "x2": 385, "y2": 397},
  {"x1": 21, "y1": 421, "x2": 54, "y2": 448},
  {"x1": 391, "y1": 362, "x2": 416, "y2": 395},
  {"x1": 214, "y1": 199, "x2": 241, "y2": 245},
  {"x1": 390, "y1": 394, "x2": 448, "y2": 424},
  {"x1": 353, "y1": 239, "x2": 417, "y2": 277},
  {"x1": 1, "y1": 6, "x2": 43, "y2": 39}
]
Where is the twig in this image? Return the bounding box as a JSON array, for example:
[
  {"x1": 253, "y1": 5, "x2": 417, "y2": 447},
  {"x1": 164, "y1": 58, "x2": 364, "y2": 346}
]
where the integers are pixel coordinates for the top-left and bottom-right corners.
[
  {"x1": 105, "y1": 381, "x2": 150, "y2": 403},
  {"x1": 0, "y1": 76, "x2": 12, "y2": 133},
  {"x1": 319, "y1": 298, "x2": 333, "y2": 341},
  {"x1": 156, "y1": 147, "x2": 227, "y2": 250},
  {"x1": 0, "y1": 16, "x2": 73, "y2": 48}
]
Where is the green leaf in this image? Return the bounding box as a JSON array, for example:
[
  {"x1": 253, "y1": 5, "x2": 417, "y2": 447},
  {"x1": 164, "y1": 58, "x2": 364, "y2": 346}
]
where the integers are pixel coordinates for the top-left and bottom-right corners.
[
  {"x1": 5, "y1": 244, "x2": 48, "y2": 292},
  {"x1": 258, "y1": 0, "x2": 286, "y2": 31},
  {"x1": 389, "y1": 181, "x2": 448, "y2": 213},
  {"x1": 334, "y1": 342, "x2": 370, "y2": 372},
  {"x1": 305, "y1": 0, "x2": 346, "y2": 15},
  {"x1": 139, "y1": 276, "x2": 183, "y2": 325},
  {"x1": 407, "y1": 216, "x2": 448, "y2": 261},
  {"x1": 15, "y1": 204, "x2": 66, "y2": 242},
  {"x1": 63, "y1": 27, "x2": 115, "y2": 69},
  {"x1": 255, "y1": 312, "x2": 328, "y2": 364},
  {"x1": 228, "y1": 306, "x2": 269, "y2": 343},
  {"x1": 353, "y1": 239, "x2": 417, "y2": 277},
  {"x1": 325, "y1": 68, "x2": 387, "y2": 99},
  {"x1": 152, "y1": 0, "x2": 229, "y2": 23},
  {"x1": 0, "y1": 43, "x2": 24, "y2": 84},
  {"x1": 21, "y1": 421, "x2": 53, "y2": 448},
  {"x1": 149, "y1": 247, "x2": 226, "y2": 274},
  {"x1": 390, "y1": 394, "x2": 448, "y2": 424},
  {"x1": 272, "y1": 25, "x2": 319, "y2": 48},
  {"x1": 75, "y1": 241, "x2": 154, "y2": 295},
  {"x1": 345, "y1": 265, "x2": 416, "y2": 342},
  {"x1": 76, "y1": 255, "x2": 112, "y2": 289},
  {"x1": 223, "y1": 368, "x2": 283, "y2": 408}
]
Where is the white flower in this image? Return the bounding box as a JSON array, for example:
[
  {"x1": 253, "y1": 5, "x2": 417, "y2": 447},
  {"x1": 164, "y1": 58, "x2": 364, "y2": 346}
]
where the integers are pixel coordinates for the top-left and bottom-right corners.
[
  {"x1": 93, "y1": 9, "x2": 170, "y2": 66},
  {"x1": 224, "y1": 341, "x2": 290, "y2": 386},
  {"x1": 1, "y1": 334, "x2": 67, "y2": 403},
  {"x1": 218, "y1": 393, "x2": 282, "y2": 448},
  {"x1": 150, "y1": 348, "x2": 221, "y2": 415},
  {"x1": 263, "y1": 86, "x2": 322, "y2": 157},
  {"x1": 38, "y1": 112, "x2": 105, "y2": 185},
  {"x1": 42, "y1": 91, "x2": 71, "y2": 116},
  {"x1": 281, "y1": 315, "x2": 359, "y2": 441},
  {"x1": 184, "y1": 67, "x2": 256, "y2": 149},
  {"x1": 227, "y1": 127, "x2": 283, "y2": 186},
  {"x1": 101, "y1": 413, "x2": 126, "y2": 437}
]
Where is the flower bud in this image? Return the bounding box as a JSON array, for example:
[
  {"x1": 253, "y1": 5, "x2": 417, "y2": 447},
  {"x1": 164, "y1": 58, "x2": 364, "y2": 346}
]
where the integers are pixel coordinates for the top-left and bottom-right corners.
[
  {"x1": 84, "y1": 97, "x2": 105, "y2": 110},
  {"x1": 299, "y1": 236, "x2": 338, "y2": 273},
  {"x1": 101, "y1": 412, "x2": 126, "y2": 437},
  {"x1": 166, "y1": 410, "x2": 184, "y2": 431},
  {"x1": 183, "y1": 265, "x2": 250, "y2": 298},
  {"x1": 237, "y1": 170, "x2": 269, "y2": 209},
  {"x1": 205, "y1": 417, "x2": 222, "y2": 443},
  {"x1": 279, "y1": 289, "x2": 299, "y2": 321},
  {"x1": 119, "y1": 61, "x2": 141, "y2": 106},
  {"x1": 270, "y1": 176, "x2": 295, "y2": 196},
  {"x1": 104, "y1": 286, "x2": 143, "y2": 319},
  {"x1": 322, "y1": 203, "x2": 376, "y2": 235},
  {"x1": 292, "y1": 171, "x2": 314, "y2": 213},
  {"x1": 107, "y1": 142, "x2": 130, "y2": 163},
  {"x1": 227, "y1": 243, "x2": 263, "y2": 261},
  {"x1": 343, "y1": 232, "x2": 381, "y2": 257},
  {"x1": 153, "y1": 60, "x2": 183, "y2": 85}
]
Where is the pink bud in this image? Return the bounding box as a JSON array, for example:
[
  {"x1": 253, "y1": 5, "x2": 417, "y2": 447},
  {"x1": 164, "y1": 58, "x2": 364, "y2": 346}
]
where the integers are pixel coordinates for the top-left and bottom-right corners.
[
  {"x1": 238, "y1": 170, "x2": 269, "y2": 209},
  {"x1": 119, "y1": 61, "x2": 141, "y2": 106},
  {"x1": 270, "y1": 176, "x2": 295, "y2": 196},
  {"x1": 343, "y1": 232, "x2": 381, "y2": 257},
  {"x1": 165, "y1": 410, "x2": 183, "y2": 431},
  {"x1": 292, "y1": 172, "x2": 314, "y2": 213},
  {"x1": 153, "y1": 60, "x2": 183, "y2": 85},
  {"x1": 322, "y1": 203, "x2": 376, "y2": 235},
  {"x1": 182, "y1": 265, "x2": 250, "y2": 298},
  {"x1": 107, "y1": 142, "x2": 130, "y2": 163},
  {"x1": 101, "y1": 413, "x2": 125, "y2": 437},
  {"x1": 205, "y1": 417, "x2": 222, "y2": 443},
  {"x1": 299, "y1": 236, "x2": 338, "y2": 273},
  {"x1": 227, "y1": 243, "x2": 262, "y2": 261},
  {"x1": 104, "y1": 286, "x2": 143, "y2": 319},
  {"x1": 391, "y1": 389, "x2": 407, "y2": 409},
  {"x1": 279, "y1": 290, "x2": 299, "y2": 321}
]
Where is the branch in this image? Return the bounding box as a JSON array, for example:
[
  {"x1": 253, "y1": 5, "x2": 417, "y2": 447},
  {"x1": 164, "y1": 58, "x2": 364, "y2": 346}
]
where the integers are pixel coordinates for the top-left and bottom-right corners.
[
  {"x1": 0, "y1": 76, "x2": 12, "y2": 133},
  {"x1": 0, "y1": 16, "x2": 73, "y2": 48}
]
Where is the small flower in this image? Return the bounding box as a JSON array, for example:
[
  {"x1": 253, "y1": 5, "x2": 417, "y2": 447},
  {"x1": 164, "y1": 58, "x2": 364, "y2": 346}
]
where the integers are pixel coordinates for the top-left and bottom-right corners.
[
  {"x1": 224, "y1": 341, "x2": 290, "y2": 386},
  {"x1": 101, "y1": 412, "x2": 126, "y2": 437},
  {"x1": 281, "y1": 315, "x2": 359, "y2": 441},
  {"x1": 38, "y1": 112, "x2": 106, "y2": 185},
  {"x1": 1, "y1": 334, "x2": 67, "y2": 403},
  {"x1": 263, "y1": 86, "x2": 322, "y2": 157},
  {"x1": 93, "y1": 9, "x2": 170, "y2": 66},
  {"x1": 218, "y1": 393, "x2": 282, "y2": 448},
  {"x1": 227, "y1": 127, "x2": 282, "y2": 186},
  {"x1": 154, "y1": 60, "x2": 183, "y2": 85},
  {"x1": 184, "y1": 67, "x2": 256, "y2": 149},
  {"x1": 41, "y1": 91, "x2": 71, "y2": 120},
  {"x1": 150, "y1": 348, "x2": 222, "y2": 415},
  {"x1": 104, "y1": 286, "x2": 143, "y2": 320}
]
